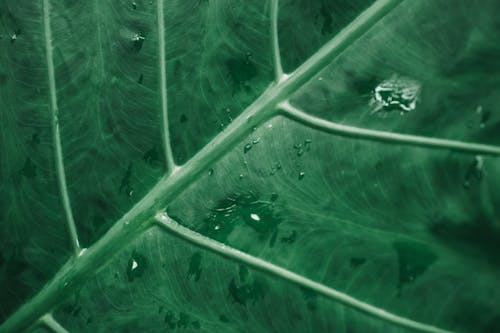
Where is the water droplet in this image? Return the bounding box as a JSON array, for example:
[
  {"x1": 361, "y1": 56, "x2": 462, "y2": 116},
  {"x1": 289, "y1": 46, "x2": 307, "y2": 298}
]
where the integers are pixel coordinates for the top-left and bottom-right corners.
[
  {"x1": 280, "y1": 230, "x2": 297, "y2": 244},
  {"x1": 208, "y1": 168, "x2": 214, "y2": 176},
  {"x1": 350, "y1": 257, "x2": 366, "y2": 268},
  {"x1": 250, "y1": 213, "x2": 260, "y2": 221},
  {"x1": 10, "y1": 29, "x2": 20, "y2": 44},
  {"x1": 298, "y1": 171, "x2": 305, "y2": 180},
  {"x1": 270, "y1": 162, "x2": 282, "y2": 175},
  {"x1": 127, "y1": 250, "x2": 148, "y2": 281},
  {"x1": 199, "y1": 192, "x2": 281, "y2": 243},
  {"x1": 131, "y1": 1, "x2": 137, "y2": 9},
  {"x1": 131, "y1": 32, "x2": 145, "y2": 52},
  {"x1": 187, "y1": 252, "x2": 202, "y2": 281},
  {"x1": 243, "y1": 143, "x2": 252, "y2": 153},
  {"x1": 464, "y1": 155, "x2": 484, "y2": 188},
  {"x1": 393, "y1": 240, "x2": 437, "y2": 292},
  {"x1": 371, "y1": 75, "x2": 420, "y2": 114},
  {"x1": 252, "y1": 137, "x2": 260, "y2": 145},
  {"x1": 318, "y1": 76, "x2": 323, "y2": 81},
  {"x1": 228, "y1": 278, "x2": 265, "y2": 306},
  {"x1": 239, "y1": 173, "x2": 244, "y2": 179}
]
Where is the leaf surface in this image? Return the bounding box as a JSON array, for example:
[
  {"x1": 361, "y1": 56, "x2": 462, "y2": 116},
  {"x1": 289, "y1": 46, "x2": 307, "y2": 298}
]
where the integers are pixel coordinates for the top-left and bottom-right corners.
[{"x1": 1, "y1": 0, "x2": 499, "y2": 332}]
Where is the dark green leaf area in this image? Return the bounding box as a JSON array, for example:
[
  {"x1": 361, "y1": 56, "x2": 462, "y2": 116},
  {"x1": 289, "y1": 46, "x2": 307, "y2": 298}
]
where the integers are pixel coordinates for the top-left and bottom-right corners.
[{"x1": 393, "y1": 240, "x2": 437, "y2": 291}]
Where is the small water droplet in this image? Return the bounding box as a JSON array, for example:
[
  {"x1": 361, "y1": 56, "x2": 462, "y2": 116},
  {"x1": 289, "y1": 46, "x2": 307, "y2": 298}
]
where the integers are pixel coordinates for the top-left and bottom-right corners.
[
  {"x1": 464, "y1": 155, "x2": 484, "y2": 188},
  {"x1": 243, "y1": 143, "x2": 252, "y2": 153},
  {"x1": 10, "y1": 30, "x2": 20, "y2": 44},
  {"x1": 318, "y1": 77, "x2": 323, "y2": 81},
  {"x1": 270, "y1": 162, "x2": 281, "y2": 175},
  {"x1": 214, "y1": 225, "x2": 220, "y2": 230},
  {"x1": 127, "y1": 251, "x2": 148, "y2": 281},
  {"x1": 250, "y1": 213, "x2": 260, "y2": 221},
  {"x1": 252, "y1": 137, "x2": 260, "y2": 145},
  {"x1": 239, "y1": 173, "x2": 244, "y2": 179},
  {"x1": 350, "y1": 257, "x2": 366, "y2": 268},
  {"x1": 298, "y1": 171, "x2": 305, "y2": 180},
  {"x1": 131, "y1": 1, "x2": 137, "y2": 9},
  {"x1": 208, "y1": 168, "x2": 214, "y2": 176}
]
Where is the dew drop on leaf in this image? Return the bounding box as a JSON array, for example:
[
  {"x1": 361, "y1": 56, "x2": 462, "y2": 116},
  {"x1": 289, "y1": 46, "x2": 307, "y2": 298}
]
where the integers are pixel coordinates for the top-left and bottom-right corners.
[
  {"x1": 464, "y1": 155, "x2": 484, "y2": 188},
  {"x1": 393, "y1": 240, "x2": 437, "y2": 292},
  {"x1": 243, "y1": 143, "x2": 252, "y2": 153},
  {"x1": 187, "y1": 252, "x2": 202, "y2": 282},
  {"x1": 250, "y1": 213, "x2": 260, "y2": 221},
  {"x1": 280, "y1": 230, "x2": 297, "y2": 244},
  {"x1": 371, "y1": 75, "x2": 420, "y2": 114},
  {"x1": 298, "y1": 171, "x2": 306, "y2": 180},
  {"x1": 126, "y1": 250, "x2": 148, "y2": 282},
  {"x1": 350, "y1": 257, "x2": 366, "y2": 268}
]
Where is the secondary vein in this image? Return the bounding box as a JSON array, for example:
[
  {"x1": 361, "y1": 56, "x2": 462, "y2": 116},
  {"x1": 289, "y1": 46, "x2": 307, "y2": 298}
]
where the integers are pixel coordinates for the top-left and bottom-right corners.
[
  {"x1": 270, "y1": 0, "x2": 284, "y2": 81},
  {"x1": 39, "y1": 314, "x2": 69, "y2": 333},
  {"x1": 43, "y1": 0, "x2": 80, "y2": 255},
  {"x1": 280, "y1": 101, "x2": 500, "y2": 156},
  {"x1": 155, "y1": 214, "x2": 455, "y2": 333},
  {"x1": 157, "y1": 0, "x2": 176, "y2": 173}
]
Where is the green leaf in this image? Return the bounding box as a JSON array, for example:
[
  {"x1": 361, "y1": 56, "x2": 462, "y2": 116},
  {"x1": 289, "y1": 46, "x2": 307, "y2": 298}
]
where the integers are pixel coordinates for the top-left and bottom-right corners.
[{"x1": 1, "y1": 0, "x2": 499, "y2": 332}]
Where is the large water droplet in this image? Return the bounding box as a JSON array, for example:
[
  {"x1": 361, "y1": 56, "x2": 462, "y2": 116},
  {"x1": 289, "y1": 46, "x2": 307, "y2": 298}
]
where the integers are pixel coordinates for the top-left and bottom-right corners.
[
  {"x1": 298, "y1": 171, "x2": 306, "y2": 180},
  {"x1": 199, "y1": 192, "x2": 281, "y2": 244},
  {"x1": 371, "y1": 75, "x2": 420, "y2": 114}
]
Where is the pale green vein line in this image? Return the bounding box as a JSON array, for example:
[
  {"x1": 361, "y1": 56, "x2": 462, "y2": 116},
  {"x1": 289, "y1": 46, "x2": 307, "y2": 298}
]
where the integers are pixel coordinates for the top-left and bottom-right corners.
[
  {"x1": 39, "y1": 314, "x2": 69, "y2": 333},
  {"x1": 0, "y1": 1, "x2": 404, "y2": 331},
  {"x1": 155, "y1": 214, "x2": 454, "y2": 333},
  {"x1": 43, "y1": 0, "x2": 80, "y2": 255},
  {"x1": 270, "y1": 0, "x2": 284, "y2": 81},
  {"x1": 157, "y1": 0, "x2": 176, "y2": 173},
  {"x1": 280, "y1": 101, "x2": 500, "y2": 156}
]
